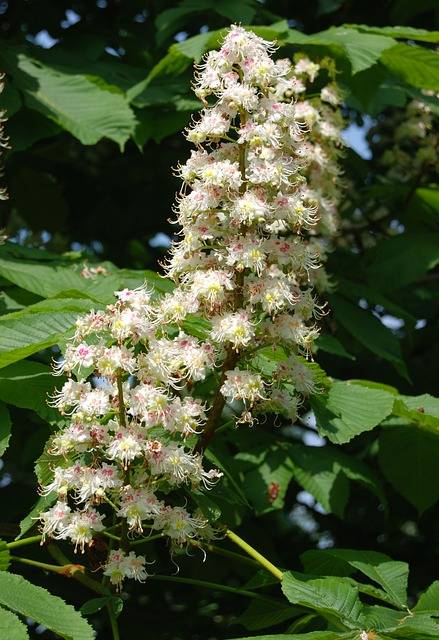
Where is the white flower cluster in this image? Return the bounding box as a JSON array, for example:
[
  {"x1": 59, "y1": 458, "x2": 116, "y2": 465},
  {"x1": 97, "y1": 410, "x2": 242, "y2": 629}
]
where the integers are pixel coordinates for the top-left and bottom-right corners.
[
  {"x1": 39, "y1": 26, "x2": 343, "y2": 587},
  {"x1": 379, "y1": 98, "x2": 438, "y2": 182},
  {"x1": 341, "y1": 96, "x2": 437, "y2": 250}
]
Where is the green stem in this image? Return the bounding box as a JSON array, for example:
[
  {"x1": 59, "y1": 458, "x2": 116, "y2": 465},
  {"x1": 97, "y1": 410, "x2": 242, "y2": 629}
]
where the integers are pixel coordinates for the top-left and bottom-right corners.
[
  {"x1": 7, "y1": 535, "x2": 42, "y2": 550},
  {"x1": 192, "y1": 541, "x2": 258, "y2": 567},
  {"x1": 226, "y1": 530, "x2": 283, "y2": 581},
  {"x1": 104, "y1": 496, "x2": 120, "y2": 512},
  {"x1": 47, "y1": 544, "x2": 110, "y2": 595},
  {"x1": 10, "y1": 555, "x2": 83, "y2": 576},
  {"x1": 130, "y1": 533, "x2": 164, "y2": 546},
  {"x1": 147, "y1": 574, "x2": 281, "y2": 603},
  {"x1": 107, "y1": 603, "x2": 121, "y2": 640},
  {"x1": 101, "y1": 531, "x2": 121, "y2": 542}
]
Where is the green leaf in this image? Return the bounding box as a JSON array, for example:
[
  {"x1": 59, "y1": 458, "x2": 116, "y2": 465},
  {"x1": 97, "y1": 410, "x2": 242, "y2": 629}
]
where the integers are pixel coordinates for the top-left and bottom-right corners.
[
  {"x1": 0, "y1": 361, "x2": 65, "y2": 423},
  {"x1": 1, "y1": 46, "x2": 136, "y2": 149},
  {"x1": 379, "y1": 425, "x2": 439, "y2": 514},
  {"x1": 0, "y1": 254, "x2": 170, "y2": 303},
  {"x1": 347, "y1": 24, "x2": 439, "y2": 43},
  {"x1": 0, "y1": 403, "x2": 11, "y2": 457},
  {"x1": 414, "y1": 581, "x2": 439, "y2": 612},
  {"x1": 155, "y1": 0, "x2": 257, "y2": 47},
  {"x1": 0, "y1": 309, "x2": 79, "y2": 369},
  {"x1": 362, "y1": 233, "x2": 439, "y2": 293},
  {"x1": 18, "y1": 493, "x2": 57, "y2": 539},
  {"x1": 0, "y1": 572, "x2": 94, "y2": 639},
  {"x1": 236, "y1": 436, "x2": 385, "y2": 518},
  {"x1": 238, "y1": 444, "x2": 295, "y2": 515},
  {"x1": 382, "y1": 43, "x2": 439, "y2": 91},
  {"x1": 286, "y1": 444, "x2": 349, "y2": 517},
  {"x1": 229, "y1": 634, "x2": 350, "y2": 640},
  {"x1": 205, "y1": 447, "x2": 250, "y2": 507},
  {"x1": 237, "y1": 598, "x2": 302, "y2": 631},
  {"x1": 315, "y1": 335, "x2": 355, "y2": 361},
  {"x1": 286, "y1": 27, "x2": 395, "y2": 74},
  {"x1": 282, "y1": 572, "x2": 362, "y2": 628},
  {"x1": 330, "y1": 295, "x2": 408, "y2": 378},
  {"x1": 80, "y1": 596, "x2": 122, "y2": 616},
  {"x1": 0, "y1": 540, "x2": 11, "y2": 571},
  {"x1": 300, "y1": 549, "x2": 408, "y2": 609},
  {"x1": 393, "y1": 394, "x2": 439, "y2": 431},
  {"x1": 0, "y1": 605, "x2": 29, "y2": 640},
  {"x1": 312, "y1": 381, "x2": 394, "y2": 444},
  {"x1": 192, "y1": 491, "x2": 221, "y2": 521}
]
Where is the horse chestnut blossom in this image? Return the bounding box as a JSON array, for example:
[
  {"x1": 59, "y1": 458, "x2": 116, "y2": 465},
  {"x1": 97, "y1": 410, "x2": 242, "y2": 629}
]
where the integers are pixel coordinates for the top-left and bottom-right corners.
[{"x1": 38, "y1": 26, "x2": 343, "y2": 588}]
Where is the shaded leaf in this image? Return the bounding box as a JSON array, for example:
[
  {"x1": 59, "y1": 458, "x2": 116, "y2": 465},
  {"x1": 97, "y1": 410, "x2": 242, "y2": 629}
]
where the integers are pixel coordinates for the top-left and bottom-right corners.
[
  {"x1": 379, "y1": 425, "x2": 439, "y2": 513},
  {"x1": 0, "y1": 361, "x2": 65, "y2": 423},
  {"x1": 330, "y1": 295, "x2": 408, "y2": 378}
]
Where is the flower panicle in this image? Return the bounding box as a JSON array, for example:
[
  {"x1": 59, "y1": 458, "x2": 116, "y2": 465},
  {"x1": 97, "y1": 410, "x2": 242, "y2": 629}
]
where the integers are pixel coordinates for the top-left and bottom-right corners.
[{"x1": 39, "y1": 25, "x2": 343, "y2": 588}]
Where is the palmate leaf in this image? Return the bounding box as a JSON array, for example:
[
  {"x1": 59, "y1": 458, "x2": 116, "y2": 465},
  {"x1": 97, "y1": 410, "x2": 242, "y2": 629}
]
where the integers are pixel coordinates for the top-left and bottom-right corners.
[
  {"x1": 0, "y1": 572, "x2": 94, "y2": 640},
  {"x1": 0, "y1": 46, "x2": 136, "y2": 148},
  {"x1": 0, "y1": 606, "x2": 29, "y2": 640}
]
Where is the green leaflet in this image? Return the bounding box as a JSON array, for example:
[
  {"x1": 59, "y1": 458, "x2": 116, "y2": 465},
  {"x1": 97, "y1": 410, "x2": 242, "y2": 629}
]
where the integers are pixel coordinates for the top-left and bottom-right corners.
[
  {"x1": 312, "y1": 380, "x2": 395, "y2": 444},
  {"x1": 0, "y1": 402, "x2": 11, "y2": 457},
  {"x1": 414, "y1": 581, "x2": 439, "y2": 612},
  {"x1": 0, "y1": 46, "x2": 136, "y2": 149},
  {"x1": 0, "y1": 540, "x2": 11, "y2": 571},
  {"x1": 0, "y1": 253, "x2": 171, "y2": 303},
  {"x1": 0, "y1": 572, "x2": 95, "y2": 640},
  {"x1": 382, "y1": 43, "x2": 439, "y2": 91},
  {"x1": 281, "y1": 572, "x2": 363, "y2": 629},
  {"x1": 17, "y1": 493, "x2": 57, "y2": 539},
  {"x1": 329, "y1": 295, "x2": 408, "y2": 378},
  {"x1": 0, "y1": 606, "x2": 29, "y2": 640},
  {"x1": 0, "y1": 308, "x2": 79, "y2": 369},
  {"x1": 379, "y1": 425, "x2": 439, "y2": 514},
  {"x1": 237, "y1": 598, "x2": 303, "y2": 632},
  {"x1": 300, "y1": 549, "x2": 408, "y2": 609},
  {"x1": 0, "y1": 360, "x2": 66, "y2": 423}
]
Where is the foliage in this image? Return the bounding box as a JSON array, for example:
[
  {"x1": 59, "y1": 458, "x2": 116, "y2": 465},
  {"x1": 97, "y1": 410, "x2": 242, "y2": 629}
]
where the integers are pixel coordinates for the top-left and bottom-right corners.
[{"x1": 0, "y1": 1, "x2": 438, "y2": 640}]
